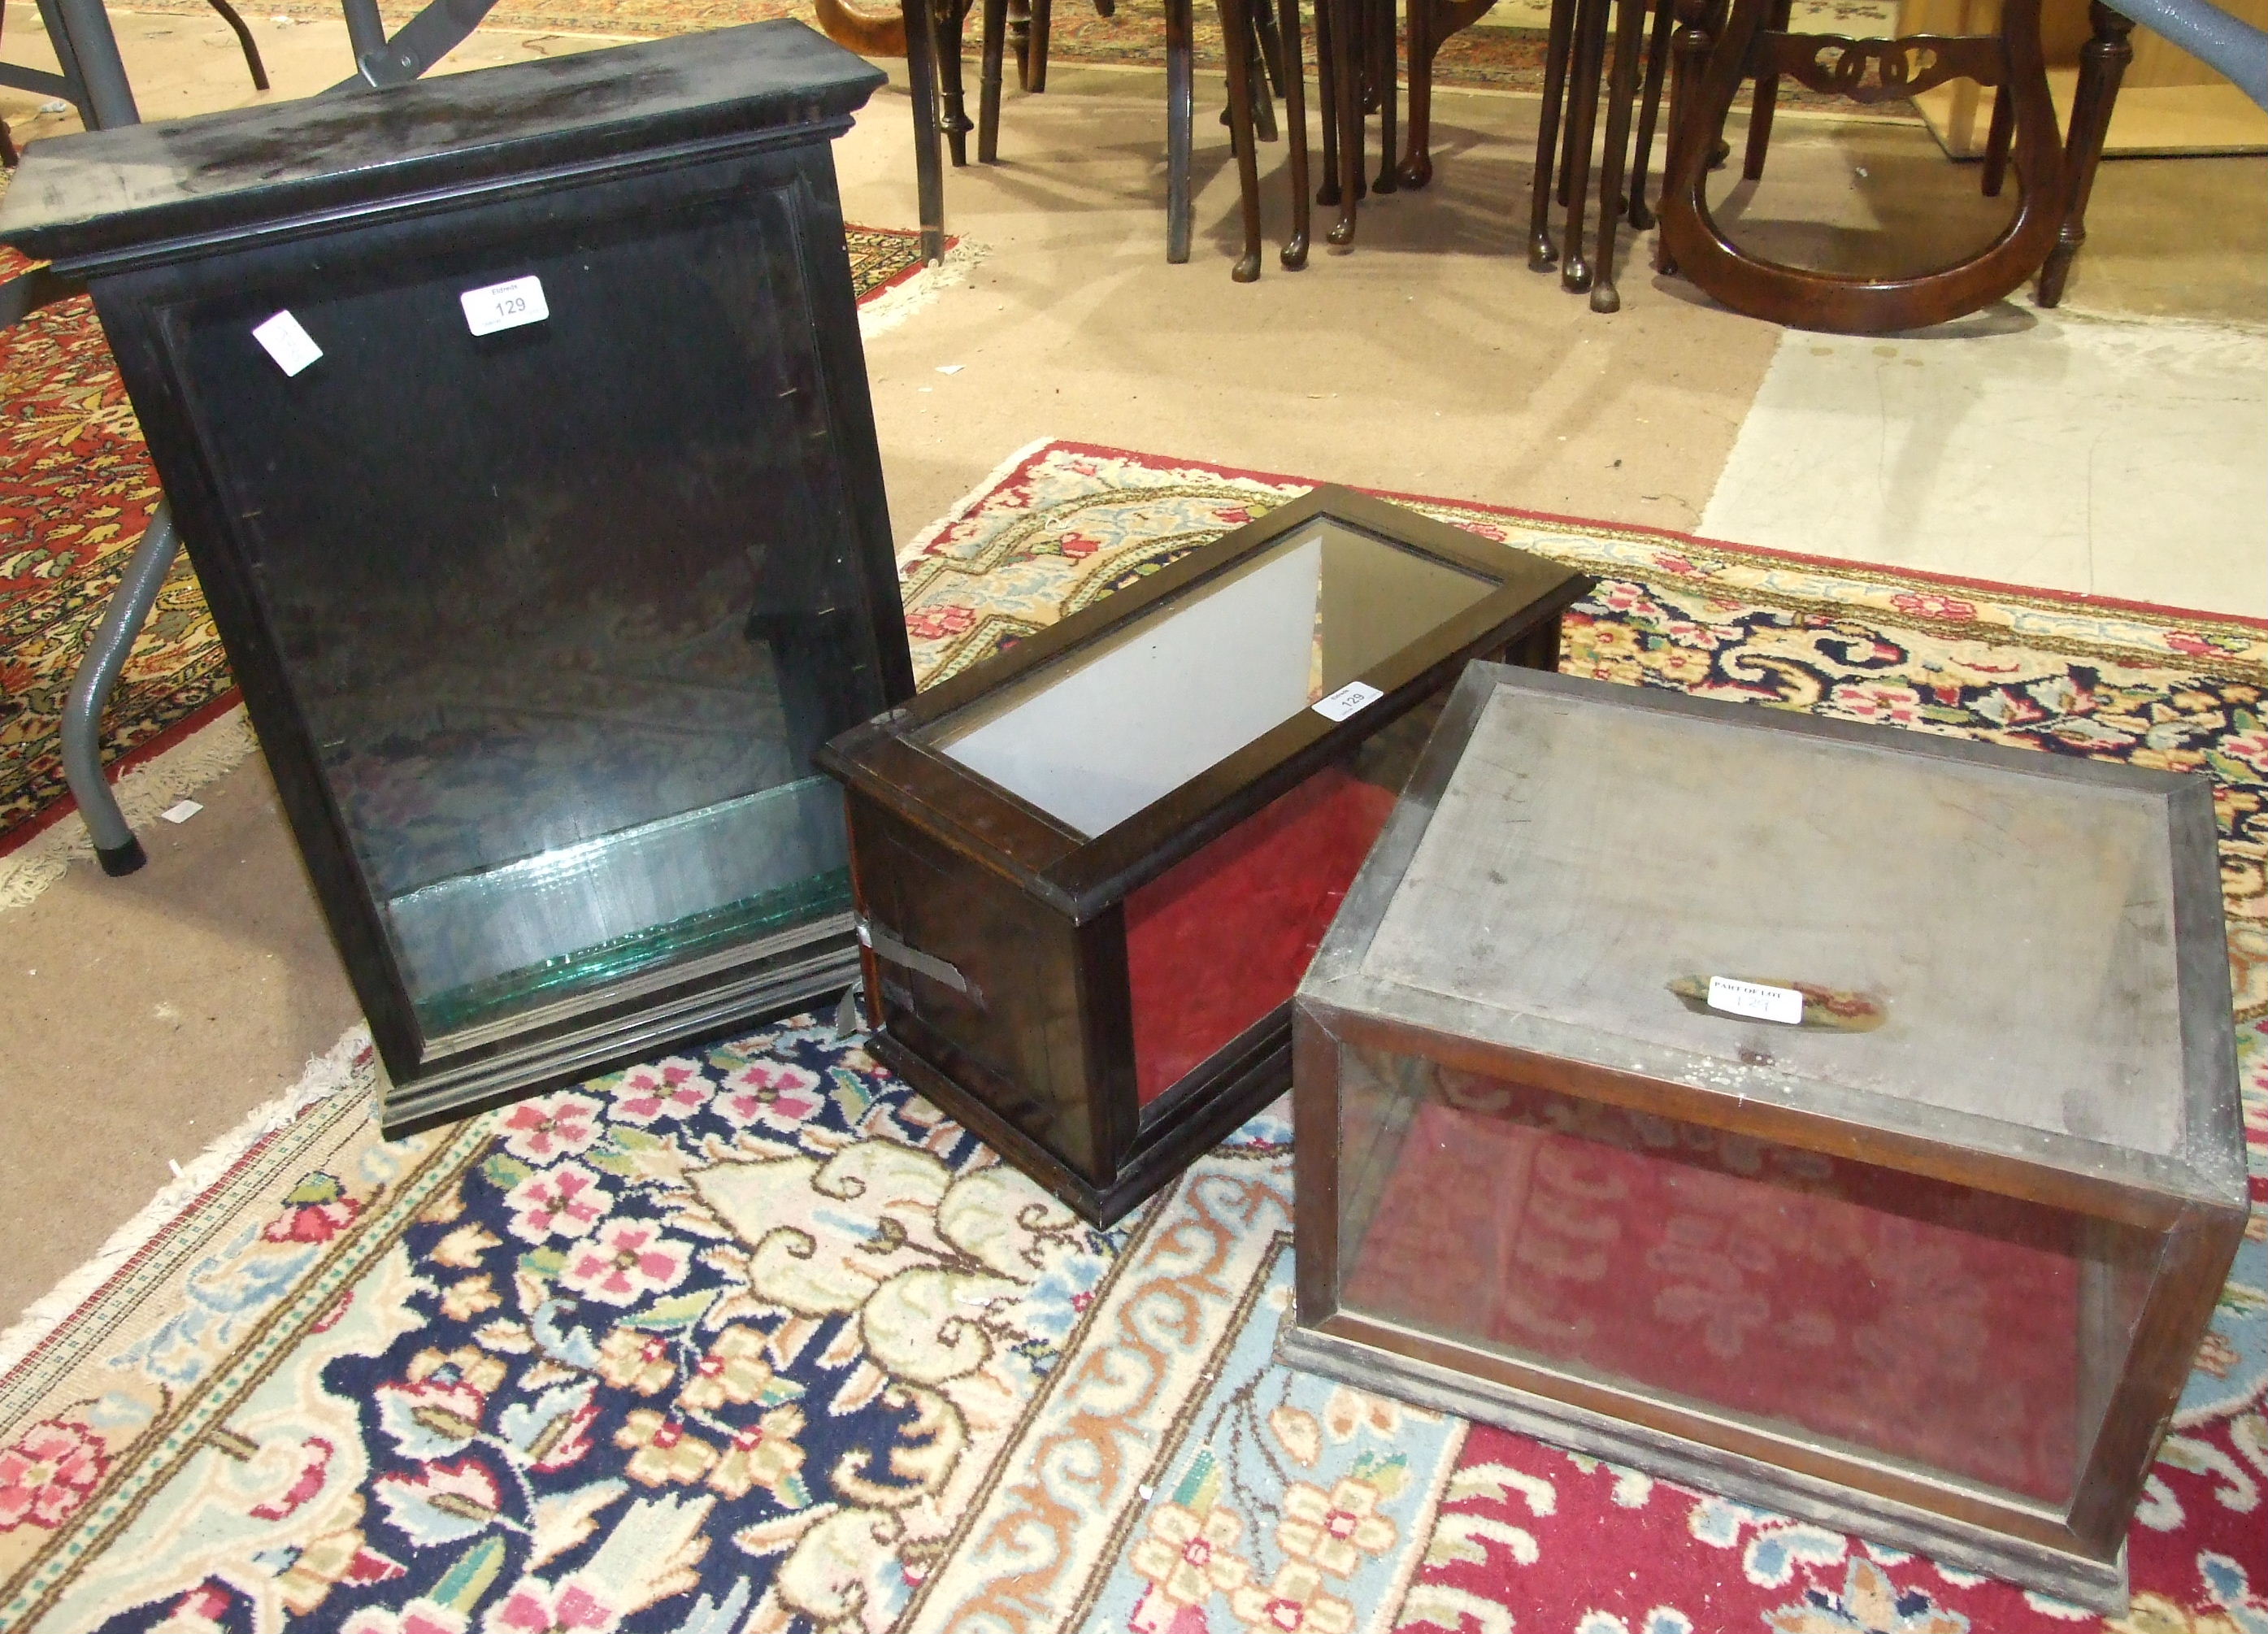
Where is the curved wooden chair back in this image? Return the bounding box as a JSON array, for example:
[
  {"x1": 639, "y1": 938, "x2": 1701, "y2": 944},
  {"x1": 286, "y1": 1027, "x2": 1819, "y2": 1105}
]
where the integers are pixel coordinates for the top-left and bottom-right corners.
[{"x1": 1656, "y1": 0, "x2": 2068, "y2": 332}]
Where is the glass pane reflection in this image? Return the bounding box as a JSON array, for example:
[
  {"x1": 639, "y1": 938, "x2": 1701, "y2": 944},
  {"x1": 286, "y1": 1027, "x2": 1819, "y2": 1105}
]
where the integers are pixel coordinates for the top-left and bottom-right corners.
[
  {"x1": 1334, "y1": 1048, "x2": 2157, "y2": 1510},
  {"x1": 179, "y1": 193, "x2": 879, "y2": 1043},
  {"x1": 927, "y1": 519, "x2": 1492, "y2": 837}
]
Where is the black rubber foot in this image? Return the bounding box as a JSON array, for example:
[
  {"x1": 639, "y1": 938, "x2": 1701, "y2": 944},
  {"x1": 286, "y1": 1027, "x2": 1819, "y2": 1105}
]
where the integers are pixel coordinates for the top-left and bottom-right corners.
[{"x1": 97, "y1": 837, "x2": 147, "y2": 877}]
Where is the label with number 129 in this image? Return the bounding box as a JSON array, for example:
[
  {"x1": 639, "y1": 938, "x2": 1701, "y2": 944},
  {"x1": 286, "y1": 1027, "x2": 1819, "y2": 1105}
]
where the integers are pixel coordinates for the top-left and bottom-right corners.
[{"x1": 460, "y1": 275, "x2": 550, "y2": 337}]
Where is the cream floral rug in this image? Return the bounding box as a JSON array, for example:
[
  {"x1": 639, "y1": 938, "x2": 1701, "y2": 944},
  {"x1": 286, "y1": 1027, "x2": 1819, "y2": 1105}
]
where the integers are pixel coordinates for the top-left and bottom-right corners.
[{"x1": 1, "y1": 440, "x2": 2261, "y2": 1634}]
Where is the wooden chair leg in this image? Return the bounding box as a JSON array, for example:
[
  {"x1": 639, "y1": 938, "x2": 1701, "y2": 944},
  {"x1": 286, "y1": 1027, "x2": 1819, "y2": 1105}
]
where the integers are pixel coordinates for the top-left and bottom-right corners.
[
  {"x1": 979, "y1": 0, "x2": 1009, "y2": 161},
  {"x1": 1030, "y1": 0, "x2": 1054, "y2": 89},
  {"x1": 1559, "y1": 0, "x2": 1612, "y2": 290},
  {"x1": 1318, "y1": 0, "x2": 1342, "y2": 204},
  {"x1": 1626, "y1": 0, "x2": 1677, "y2": 227},
  {"x1": 1280, "y1": 0, "x2": 1312, "y2": 266},
  {"x1": 1167, "y1": 0, "x2": 1197, "y2": 260},
  {"x1": 905, "y1": 0, "x2": 949, "y2": 261},
  {"x1": 1328, "y1": 0, "x2": 1365, "y2": 241},
  {"x1": 1254, "y1": 0, "x2": 1288, "y2": 94},
  {"x1": 2038, "y1": 0, "x2": 2131, "y2": 306},
  {"x1": 1249, "y1": 3, "x2": 1281, "y2": 144},
  {"x1": 1557, "y1": 19, "x2": 1584, "y2": 206},
  {"x1": 1981, "y1": 83, "x2": 2014, "y2": 196},
  {"x1": 1373, "y1": 0, "x2": 1399, "y2": 192},
  {"x1": 1657, "y1": 0, "x2": 1712, "y2": 276},
  {"x1": 939, "y1": 0, "x2": 975, "y2": 165},
  {"x1": 1529, "y1": 0, "x2": 1580, "y2": 267},
  {"x1": 1741, "y1": 0, "x2": 1791, "y2": 178},
  {"x1": 1590, "y1": 0, "x2": 1649, "y2": 311},
  {"x1": 1220, "y1": 0, "x2": 1266, "y2": 279},
  {"x1": 1401, "y1": 0, "x2": 1438, "y2": 185}
]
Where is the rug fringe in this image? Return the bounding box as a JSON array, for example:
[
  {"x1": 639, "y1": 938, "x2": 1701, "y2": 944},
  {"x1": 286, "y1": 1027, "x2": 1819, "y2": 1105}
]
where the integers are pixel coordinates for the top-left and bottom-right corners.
[
  {"x1": 0, "y1": 1023, "x2": 376, "y2": 1381},
  {"x1": 0, "y1": 706, "x2": 260, "y2": 915},
  {"x1": 859, "y1": 237, "x2": 988, "y2": 341},
  {"x1": 897, "y1": 434, "x2": 1062, "y2": 567}
]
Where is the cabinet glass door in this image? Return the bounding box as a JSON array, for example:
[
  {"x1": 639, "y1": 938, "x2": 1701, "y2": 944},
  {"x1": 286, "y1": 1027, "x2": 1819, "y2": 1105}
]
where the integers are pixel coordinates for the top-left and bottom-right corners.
[{"x1": 172, "y1": 186, "x2": 887, "y2": 1045}]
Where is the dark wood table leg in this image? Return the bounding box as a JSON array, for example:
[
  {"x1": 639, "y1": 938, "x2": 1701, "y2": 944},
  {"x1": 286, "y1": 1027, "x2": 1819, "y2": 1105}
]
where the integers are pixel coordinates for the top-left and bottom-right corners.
[
  {"x1": 1590, "y1": 0, "x2": 1648, "y2": 310},
  {"x1": 1528, "y1": 0, "x2": 1579, "y2": 267},
  {"x1": 939, "y1": 0, "x2": 975, "y2": 165},
  {"x1": 1373, "y1": 0, "x2": 1399, "y2": 193},
  {"x1": 1249, "y1": 5, "x2": 1281, "y2": 144},
  {"x1": 980, "y1": 0, "x2": 1009, "y2": 160},
  {"x1": 2037, "y1": 0, "x2": 2131, "y2": 306},
  {"x1": 1318, "y1": 0, "x2": 1343, "y2": 205},
  {"x1": 1031, "y1": 0, "x2": 1054, "y2": 88},
  {"x1": 1010, "y1": 0, "x2": 1032, "y2": 85},
  {"x1": 1741, "y1": 0, "x2": 1792, "y2": 177},
  {"x1": 905, "y1": 0, "x2": 948, "y2": 262},
  {"x1": 1167, "y1": 0, "x2": 1196, "y2": 260},
  {"x1": 1656, "y1": 0, "x2": 1711, "y2": 275},
  {"x1": 1327, "y1": 0, "x2": 1364, "y2": 241},
  {"x1": 1982, "y1": 82, "x2": 2014, "y2": 194},
  {"x1": 1402, "y1": 0, "x2": 1494, "y2": 187},
  {"x1": 1401, "y1": 0, "x2": 1437, "y2": 186},
  {"x1": 1558, "y1": 0, "x2": 1610, "y2": 290},
  {"x1": 1280, "y1": 0, "x2": 1311, "y2": 266},
  {"x1": 1627, "y1": 0, "x2": 1676, "y2": 227},
  {"x1": 1220, "y1": 0, "x2": 1265, "y2": 278}
]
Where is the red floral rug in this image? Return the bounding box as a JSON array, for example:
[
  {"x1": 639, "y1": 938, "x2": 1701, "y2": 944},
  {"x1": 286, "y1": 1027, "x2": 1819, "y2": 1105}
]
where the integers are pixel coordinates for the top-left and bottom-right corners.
[
  {"x1": 0, "y1": 226, "x2": 936, "y2": 859},
  {"x1": 1, "y1": 440, "x2": 2260, "y2": 1634}
]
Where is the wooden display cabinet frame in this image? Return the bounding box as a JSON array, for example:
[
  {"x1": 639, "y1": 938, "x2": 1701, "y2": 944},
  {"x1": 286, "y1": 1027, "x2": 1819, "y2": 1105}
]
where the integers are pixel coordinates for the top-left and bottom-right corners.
[
  {"x1": 1283, "y1": 663, "x2": 2250, "y2": 1612},
  {"x1": 819, "y1": 488, "x2": 1592, "y2": 1223}
]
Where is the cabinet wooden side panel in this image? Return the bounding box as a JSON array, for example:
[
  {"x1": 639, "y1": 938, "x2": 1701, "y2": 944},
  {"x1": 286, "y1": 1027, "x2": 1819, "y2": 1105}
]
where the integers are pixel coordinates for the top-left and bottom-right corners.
[{"x1": 846, "y1": 795, "x2": 1106, "y2": 1182}]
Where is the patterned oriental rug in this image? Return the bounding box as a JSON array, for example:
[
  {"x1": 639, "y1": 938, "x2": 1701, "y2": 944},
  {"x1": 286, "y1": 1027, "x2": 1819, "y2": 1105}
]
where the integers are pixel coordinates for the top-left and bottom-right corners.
[
  {"x1": 2, "y1": 440, "x2": 2264, "y2": 1634},
  {"x1": 0, "y1": 227, "x2": 938, "y2": 863}
]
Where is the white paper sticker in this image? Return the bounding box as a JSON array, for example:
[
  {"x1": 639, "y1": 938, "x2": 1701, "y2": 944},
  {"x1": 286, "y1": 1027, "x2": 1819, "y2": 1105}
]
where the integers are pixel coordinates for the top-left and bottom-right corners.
[
  {"x1": 159, "y1": 799, "x2": 203, "y2": 824},
  {"x1": 251, "y1": 311, "x2": 322, "y2": 376},
  {"x1": 1707, "y1": 976, "x2": 1805, "y2": 1026},
  {"x1": 1311, "y1": 681, "x2": 1384, "y2": 722},
  {"x1": 460, "y1": 274, "x2": 549, "y2": 337}
]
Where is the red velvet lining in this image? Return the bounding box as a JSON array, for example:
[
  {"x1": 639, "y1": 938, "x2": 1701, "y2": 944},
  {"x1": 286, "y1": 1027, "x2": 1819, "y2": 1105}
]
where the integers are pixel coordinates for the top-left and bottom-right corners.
[{"x1": 1124, "y1": 766, "x2": 1397, "y2": 1107}]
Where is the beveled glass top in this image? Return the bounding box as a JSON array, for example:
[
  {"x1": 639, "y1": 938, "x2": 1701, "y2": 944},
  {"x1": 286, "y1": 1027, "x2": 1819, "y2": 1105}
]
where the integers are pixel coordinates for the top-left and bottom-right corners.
[
  {"x1": 1357, "y1": 679, "x2": 2195, "y2": 1156},
  {"x1": 926, "y1": 519, "x2": 1492, "y2": 837}
]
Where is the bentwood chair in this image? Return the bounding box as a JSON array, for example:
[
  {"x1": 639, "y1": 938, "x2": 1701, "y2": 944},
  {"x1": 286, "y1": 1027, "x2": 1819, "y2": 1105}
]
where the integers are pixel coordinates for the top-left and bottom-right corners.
[{"x1": 1653, "y1": 0, "x2": 2133, "y2": 328}]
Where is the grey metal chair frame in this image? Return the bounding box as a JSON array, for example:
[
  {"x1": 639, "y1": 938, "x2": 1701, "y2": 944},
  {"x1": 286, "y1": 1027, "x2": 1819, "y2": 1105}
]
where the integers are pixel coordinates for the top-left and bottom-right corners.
[{"x1": 2, "y1": 0, "x2": 505, "y2": 871}]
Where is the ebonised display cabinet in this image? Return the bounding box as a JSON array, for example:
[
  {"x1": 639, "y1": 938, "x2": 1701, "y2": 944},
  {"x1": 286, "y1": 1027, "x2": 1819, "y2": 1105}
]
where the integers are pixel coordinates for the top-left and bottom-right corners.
[
  {"x1": 0, "y1": 22, "x2": 916, "y2": 1134},
  {"x1": 819, "y1": 487, "x2": 1592, "y2": 1224}
]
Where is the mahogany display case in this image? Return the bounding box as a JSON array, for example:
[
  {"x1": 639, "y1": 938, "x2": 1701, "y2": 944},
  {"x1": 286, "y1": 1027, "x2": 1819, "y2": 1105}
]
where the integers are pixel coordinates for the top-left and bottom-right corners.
[
  {"x1": 1285, "y1": 662, "x2": 2248, "y2": 1611},
  {"x1": 818, "y1": 488, "x2": 1591, "y2": 1223},
  {"x1": 0, "y1": 23, "x2": 915, "y2": 1134}
]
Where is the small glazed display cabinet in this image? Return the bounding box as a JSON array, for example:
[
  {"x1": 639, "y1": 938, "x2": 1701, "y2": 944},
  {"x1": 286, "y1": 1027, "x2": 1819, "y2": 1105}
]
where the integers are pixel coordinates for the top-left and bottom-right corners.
[
  {"x1": 819, "y1": 488, "x2": 1592, "y2": 1224},
  {"x1": 0, "y1": 24, "x2": 915, "y2": 1134},
  {"x1": 1285, "y1": 662, "x2": 2248, "y2": 1611}
]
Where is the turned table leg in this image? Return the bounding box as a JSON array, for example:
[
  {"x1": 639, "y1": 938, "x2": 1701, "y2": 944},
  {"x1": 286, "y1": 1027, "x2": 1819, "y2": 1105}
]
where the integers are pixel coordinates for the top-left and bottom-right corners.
[
  {"x1": 1220, "y1": 0, "x2": 1265, "y2": 278},
  {"x1": 2036, "y1": 0, "x2": 2131, "y2": 307},
  {"x1": 1558, "y1": 0, "x2": 1612, "y2": 290},
  {"x1": 1167, "y1": 0, "x2": 1196, "y2": 260},
  {"x1": 1280, "y1": 0, "x2": 1313, "y2": 265},
  {"x1": 1590, "y1": 0, "x2": 1649, "y2": 311},
  {"x1": 905, "y1": 0, "x2": 948, "y2": 261},
  {"x1": 1528, "y1": 0, "x2": 1580, "y2": 267}
]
